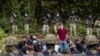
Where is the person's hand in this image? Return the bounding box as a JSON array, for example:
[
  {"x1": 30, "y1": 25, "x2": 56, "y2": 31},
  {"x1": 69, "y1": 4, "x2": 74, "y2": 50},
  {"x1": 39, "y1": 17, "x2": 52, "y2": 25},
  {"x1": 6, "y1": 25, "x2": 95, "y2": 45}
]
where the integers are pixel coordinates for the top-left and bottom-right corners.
[
  {"x1": 57, "y1": 38, "x2": 60, "y2": 42},
  {"x1": 30, "y1": 51, "x2": 34, "y2": 54},
  {"x1": 26, "y1": 50, "x2": 30, "y2": 54}
]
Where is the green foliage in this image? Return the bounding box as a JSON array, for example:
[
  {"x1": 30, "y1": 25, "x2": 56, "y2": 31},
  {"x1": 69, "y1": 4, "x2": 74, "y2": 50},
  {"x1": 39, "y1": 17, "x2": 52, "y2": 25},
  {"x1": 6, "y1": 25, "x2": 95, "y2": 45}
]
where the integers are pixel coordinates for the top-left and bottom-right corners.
[
  {"x1": 0, "y1": 28, "x2": 6, "y2": 40},
  {"x1": 77, "y1": 23, "x2": 86, "y2": 36},
  {"x1": 0, "y1": 0, "x2": 99, "y2": 36}
]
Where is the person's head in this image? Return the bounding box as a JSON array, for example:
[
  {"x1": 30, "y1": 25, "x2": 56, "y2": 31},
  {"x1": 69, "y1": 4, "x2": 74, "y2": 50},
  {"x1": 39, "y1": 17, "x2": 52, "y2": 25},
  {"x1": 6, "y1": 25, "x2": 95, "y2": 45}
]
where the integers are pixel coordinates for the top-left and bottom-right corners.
[
  {"x1": 96, "y1": 46, "x2": 100, "y2": 51},
  {"x1": 56, "y1": 13, "x2": 60, "y2": 17},
  {"x1": 29, "y1": 35, "x2": 33, "y2": 39},
  {"x1": 88, "y1": 15, "x2": 92, "y2": 20},
  {"x1": 58, "y1": 23, "x2": 64, "y2": 29},
  {"x1": 21, "y1": 36, "x2": 27, "y2": 41},
  {"x1": 25, "y1": 13, "x2": 28, "y2": 17},
  {"x1": 27, "y1": 41, "x2": 33, "y2": 48},
  {"x1": 33, "y1": 40, "x2": 37, "y2": 45},
  {"x1": 75, "y1": 39, "x2": 80, "y2": 44},
  {"x1": 89, "y1": 15, "x2": 92, "y2": 18},
  {"x1": 71, "y1": 10, "x2": 75, "y2": 16},
  {"x1": 46, "y1": 13, "x2": 51, "y2": 18},
  {"x1": 67, "y1": 39, "x2": 70, "y2": 44}
]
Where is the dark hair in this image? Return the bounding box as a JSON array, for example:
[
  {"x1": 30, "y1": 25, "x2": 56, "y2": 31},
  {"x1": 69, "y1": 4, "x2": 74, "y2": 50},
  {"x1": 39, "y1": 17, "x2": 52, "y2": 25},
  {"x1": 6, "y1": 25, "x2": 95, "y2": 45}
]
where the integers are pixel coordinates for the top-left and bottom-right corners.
[
  {"x1": 29, "y1": 35, "x2": 33, "y2": 39},
  {"x1": 22, "y1": 36, "x2": 27, "y2": 38},
  {"x1": 27, "y1": 41, "x2": 33, "y2": 46},
  {"x1": 75, "y1": 39, "x2": 79, "y2": 42},
  {"x1": 67, "y1": 39, "x2": 70, "y2": 44}
]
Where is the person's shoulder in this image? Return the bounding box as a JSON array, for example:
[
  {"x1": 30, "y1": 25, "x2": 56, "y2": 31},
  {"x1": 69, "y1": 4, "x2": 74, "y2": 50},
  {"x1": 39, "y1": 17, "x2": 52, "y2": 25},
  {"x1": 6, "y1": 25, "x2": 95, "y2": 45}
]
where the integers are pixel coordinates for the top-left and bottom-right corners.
[
  {"x1": 21, "y1": 46, "x2": 27, "y2": 50},
  {"x1": 18, "y1": 41, "x2": 22, "y2": 44},
  {"x1": 57, "y1": 28, "x2": 60, "y2": 31}
]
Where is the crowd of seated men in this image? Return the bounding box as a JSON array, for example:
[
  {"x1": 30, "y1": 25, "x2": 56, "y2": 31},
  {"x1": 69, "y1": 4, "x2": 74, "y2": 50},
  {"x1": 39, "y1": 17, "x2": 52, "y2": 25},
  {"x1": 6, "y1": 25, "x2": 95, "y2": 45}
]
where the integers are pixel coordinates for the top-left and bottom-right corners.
[{"x1": 16, "y1": 35, "x2": 100, "y2": 56}]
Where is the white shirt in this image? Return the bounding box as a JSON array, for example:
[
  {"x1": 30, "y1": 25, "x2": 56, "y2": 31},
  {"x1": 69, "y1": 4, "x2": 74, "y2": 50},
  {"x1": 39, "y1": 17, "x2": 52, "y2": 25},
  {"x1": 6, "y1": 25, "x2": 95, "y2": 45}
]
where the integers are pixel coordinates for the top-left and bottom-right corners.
[{"x1": 54, "y1": 45, "x2": 60, "y2": 52}]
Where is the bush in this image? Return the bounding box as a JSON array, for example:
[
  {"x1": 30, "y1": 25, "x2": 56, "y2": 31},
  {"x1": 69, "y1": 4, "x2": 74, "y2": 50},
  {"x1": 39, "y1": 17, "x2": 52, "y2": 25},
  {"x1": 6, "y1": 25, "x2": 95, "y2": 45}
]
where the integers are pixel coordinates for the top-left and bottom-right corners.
[{"x1": 0, "y1": 28, "x2": 6, "y2": 40}]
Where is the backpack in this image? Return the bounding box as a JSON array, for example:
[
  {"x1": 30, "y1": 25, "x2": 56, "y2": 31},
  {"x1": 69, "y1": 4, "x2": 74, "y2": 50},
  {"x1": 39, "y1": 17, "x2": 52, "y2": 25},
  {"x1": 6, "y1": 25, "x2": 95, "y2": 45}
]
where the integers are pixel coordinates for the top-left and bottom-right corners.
[
  {"x1": 36, "y1": 41, "x2": 43, "y2": 52},
  {"x1": 59, "y1": 42, "x2": 67, "y2": 54}
]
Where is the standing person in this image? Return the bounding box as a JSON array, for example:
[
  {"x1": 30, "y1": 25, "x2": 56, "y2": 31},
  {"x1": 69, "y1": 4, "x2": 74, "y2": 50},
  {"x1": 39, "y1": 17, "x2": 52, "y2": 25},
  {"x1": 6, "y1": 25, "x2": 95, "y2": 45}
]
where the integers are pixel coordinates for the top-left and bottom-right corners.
[
  {"x1": 85, "y1": 15, "x2": 93, "y2": 35},
  {"x1": 95, "y1": 17, "x2": 100, "y2": 38},
  {"x1": 23, "y1": 13, "x2": 30, "y2": 34},
  {"x1": 53, "y1": 13, "x2": 62, "y2": 33},
  {"x1": 42, "y1": 13, "x2": 50, "y2": 35},
  {"x1": 10, "y1": 13, "x2": 18, "y2": 35},
  {"x1": 57, "y1": 23, "x2": 71, "y2": 54},
  {"x1": 68, "y1": 11, "x2": 77, "y2": 36}
]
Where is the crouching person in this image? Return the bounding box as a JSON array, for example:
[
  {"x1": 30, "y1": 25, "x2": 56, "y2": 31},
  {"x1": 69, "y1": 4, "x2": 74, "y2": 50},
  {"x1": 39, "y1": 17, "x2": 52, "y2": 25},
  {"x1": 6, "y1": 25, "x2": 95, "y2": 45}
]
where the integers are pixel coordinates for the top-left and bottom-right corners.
[
  {"x1": 67, "y1": 39, "x2": 81, "y2": 54},
  {"x1": 21, "y1": 41, "x2": 34, "y2": 56},
  {"x1": 57, "y1": 23, "x2": 71, "y2": 54}
]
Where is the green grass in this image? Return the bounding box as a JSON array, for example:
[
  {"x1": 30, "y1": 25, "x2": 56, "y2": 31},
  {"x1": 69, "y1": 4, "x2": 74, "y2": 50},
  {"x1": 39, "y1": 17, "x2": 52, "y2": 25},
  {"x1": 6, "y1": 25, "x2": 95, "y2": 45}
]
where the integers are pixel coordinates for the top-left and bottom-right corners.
[{"x1": 0, "y1": 40, "x2": 6, "y2": 56}]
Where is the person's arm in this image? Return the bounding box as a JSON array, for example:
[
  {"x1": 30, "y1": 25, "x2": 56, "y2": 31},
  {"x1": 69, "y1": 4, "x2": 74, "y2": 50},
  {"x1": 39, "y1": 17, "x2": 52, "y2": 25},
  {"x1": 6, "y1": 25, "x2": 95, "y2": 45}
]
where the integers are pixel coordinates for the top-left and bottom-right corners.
[
  {"x1": 75, "y1": 16, "x2": 78, "y2": 22},
  {"x1": 57, "y1": 34, "x2": 59, "y2": 41},
  {"x1": 69, "y1": 41, "x2": 76, "y2": 48},
  {"x1": 65, "y1": 29, "x2": 68, "y2": 40},
  {"x1": 57, "y1": 29, "x2": 60, "y2": 41},
  {"x1": 68, "y1": 16, "x2": 71, "y2": 23}
]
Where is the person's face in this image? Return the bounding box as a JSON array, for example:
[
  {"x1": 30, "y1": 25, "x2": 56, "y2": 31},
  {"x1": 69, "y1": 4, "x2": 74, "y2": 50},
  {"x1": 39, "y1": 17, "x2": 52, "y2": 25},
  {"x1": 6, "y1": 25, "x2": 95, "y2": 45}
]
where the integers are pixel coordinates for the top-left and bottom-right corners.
[
  {"x1": 22, "y1": 38, "x2": 27, "y2": 41},
  {"x1": 59, "y1": 25, "x2": 64, "y2": 29}
]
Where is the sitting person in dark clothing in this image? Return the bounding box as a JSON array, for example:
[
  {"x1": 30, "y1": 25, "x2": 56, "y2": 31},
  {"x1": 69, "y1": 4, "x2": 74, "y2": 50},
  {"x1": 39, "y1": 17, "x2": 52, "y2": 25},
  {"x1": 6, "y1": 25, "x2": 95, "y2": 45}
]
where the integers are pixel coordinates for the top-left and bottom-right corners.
[
  {"x1": 74, "y1": 39, "x2": 88, "y2": 53},
  {"x1": 17, "y1": 36, "x2": 28, "y2": 50},
  {"x1": 96, "y1": 44, "x2": 100, "y2": 55},
  {"x1": 67, "y1": 39, "x2": 80, "y2": 54},
  {"x1": 21, "y1": 41, "x2": 34, "y2": 55},
  {"x1": 29, "y1": 35, "x2": 37, "y2": 42},
  {"x1": 33, "y1": 40, "x2": 43, "y2": 52}
]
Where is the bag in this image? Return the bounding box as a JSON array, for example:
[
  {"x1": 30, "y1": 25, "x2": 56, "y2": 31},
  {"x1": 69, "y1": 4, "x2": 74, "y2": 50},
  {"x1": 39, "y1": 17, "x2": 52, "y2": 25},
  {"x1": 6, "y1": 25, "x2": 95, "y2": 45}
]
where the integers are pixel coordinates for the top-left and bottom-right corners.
[
  {"x1": 59, "y1": 42, "x2": 67, "y2": 54},
  {"x1": 36, "y1": 41, "x2": 43, "y2": 51}
]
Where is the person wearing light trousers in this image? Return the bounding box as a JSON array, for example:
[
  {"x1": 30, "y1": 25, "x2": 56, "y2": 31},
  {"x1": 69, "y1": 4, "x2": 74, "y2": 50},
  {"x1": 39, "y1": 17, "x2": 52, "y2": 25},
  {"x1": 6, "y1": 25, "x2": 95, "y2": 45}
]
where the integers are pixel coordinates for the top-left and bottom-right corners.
[
  {"x1": 42, "y1": 14, "x2": 50, "y2": 35},
  {"x1": 68, "y1": 11, "x2": 77, "y2": 36},
  {"x1": 85, "y1": 15, "x2": 93, "y2": 35},
  {"x1": 23, "y1": 13, "x2": 30, "y2": 34},
  {"x1": 95, "y1": 17, "x2": 100, "y2": 38},
  {"x1": 10, "y1": 13, "x2": 18, "y2": 35}
]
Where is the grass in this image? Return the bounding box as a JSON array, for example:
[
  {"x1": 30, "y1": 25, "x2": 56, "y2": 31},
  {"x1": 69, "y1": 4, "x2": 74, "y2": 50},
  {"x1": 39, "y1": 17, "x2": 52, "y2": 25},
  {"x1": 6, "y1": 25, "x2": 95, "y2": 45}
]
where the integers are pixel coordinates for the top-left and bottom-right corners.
[{"x1": 0, "y1": 39, "x2": 6, "y2": 56}]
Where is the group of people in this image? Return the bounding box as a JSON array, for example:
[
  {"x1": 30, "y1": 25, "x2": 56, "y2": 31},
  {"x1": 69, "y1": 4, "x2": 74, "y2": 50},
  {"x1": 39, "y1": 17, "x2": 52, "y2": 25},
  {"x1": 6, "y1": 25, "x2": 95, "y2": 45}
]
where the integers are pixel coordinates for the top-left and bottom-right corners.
[
  {"x1": 10, "y1": 13, "x2": 30, "y2": 35},
  {"x1": 56, "y1": 23, "x2": 100, "y2": 55},
  {"x1": 42, "y1": 11, "x2": 100, "y2": 38},
  {"x1": 10, "y1": 11, "x2": 100, "y2": 38},
  {"x1": 4, "y1": 23, "x2": 100, "y2": 56}
]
